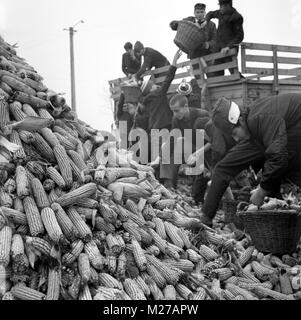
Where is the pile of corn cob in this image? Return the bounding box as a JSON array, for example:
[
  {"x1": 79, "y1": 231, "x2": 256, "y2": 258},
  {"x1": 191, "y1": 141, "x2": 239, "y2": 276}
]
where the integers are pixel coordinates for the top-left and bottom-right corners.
[{"x1": 0, "y1": 37, "x2": 301, "y2": 301}]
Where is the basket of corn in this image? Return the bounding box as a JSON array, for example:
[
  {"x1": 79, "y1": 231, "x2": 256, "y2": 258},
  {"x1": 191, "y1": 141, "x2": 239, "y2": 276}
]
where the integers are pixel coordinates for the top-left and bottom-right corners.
[
  {"x1": 121, "y1": 79, "x2": 142, "y2": 104},
  {"x1": 173, "y1": 20, "x2": 207, "y2": 54},
  {"x1": 238, "y1": 198, "x2": 301, "y2": 254}
]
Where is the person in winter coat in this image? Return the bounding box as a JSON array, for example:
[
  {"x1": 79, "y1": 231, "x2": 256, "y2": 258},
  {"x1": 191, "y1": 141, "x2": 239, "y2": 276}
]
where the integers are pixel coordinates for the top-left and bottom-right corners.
[
  {"x1": 122, "y1": 42, "x2": 141, "y2": 77},
  {"x1": 133, "y1": 41, "x2": 170, "y2": 80},
  {"x1": 170, "y1": 3, "x2": 217, "y2": 60},
  {"x1": 200, "y1": 0, "x2": 244, "y2": 76},
  {"x1": 198, "y1": 93, "x2": 301, "y2": 227}
]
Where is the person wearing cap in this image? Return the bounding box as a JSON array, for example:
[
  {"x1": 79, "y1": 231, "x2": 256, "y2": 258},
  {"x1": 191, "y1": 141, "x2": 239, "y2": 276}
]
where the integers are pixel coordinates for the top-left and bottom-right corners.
[
  {"x1": 170, "y1": 3, "x2": 217, "y2": 61},
  {"x1": 133, "y1": 42, "x2": 170, "y2": 81},
  {"x1": 200, "y1": 0, "x2": 244, "y2": 76},
  {"x1": 158, "y1": 94, "x2": 210, "y2": 188},
  {"x1": 122, "y1": 42, "x2": 141, "y2": 77},
  {"x1": 197, "y1": 93, "x2": 301, "y2": 227}
]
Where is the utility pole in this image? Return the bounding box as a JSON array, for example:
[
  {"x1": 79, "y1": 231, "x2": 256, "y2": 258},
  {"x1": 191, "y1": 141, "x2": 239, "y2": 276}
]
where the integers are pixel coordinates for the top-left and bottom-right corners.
[{"x1": 64, "y1": 20, "x2": 84, "y2": 112}]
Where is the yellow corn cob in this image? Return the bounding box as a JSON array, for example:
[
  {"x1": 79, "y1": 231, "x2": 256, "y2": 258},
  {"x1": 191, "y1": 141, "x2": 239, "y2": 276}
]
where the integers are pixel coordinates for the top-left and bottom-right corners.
[
  {"x1": 41, "y1": 207, "x2": 65, "y2": 244},
  {"x1": 198, "y1": 245, "x2": 219, "y2": 261},
  {"x1": 78, "y1": 253, "x2": 91, "y2": 284},
  {"x1": 224, "y1": 276, "x2": 239, "y2": 285},
  {"x1": 11, "y1": 284, "x2": 45, "y2": 300},
  {"x1": 123, "y1": 278, "x2": 147, "y2": 300},
  {"x1": 125, "y1": 198, "x2": 140, "y2": 215},
  {"x1": 67, "y1": 207, "x2": 92, "y2": 242},
  {"x1": 46, "y1": 268, "x2": 61, "y2": 300},
  {"x1": 11, "y1": 234, "x2": 29, "y2": 274},
  {"x1": 2, "y1": 292, "x2": 15, "y2": 300},
  {"x1": 48, "y1": 189, "x2": 58, "y2": 204},
  {"x1": 26, "y1": 161, "x2": 45, "y2": 179},
  {"x1": 222, "y1": 289, "x2": 236, "y2": 300},
  {"x1": 18, "y1": 130, "x2": 36, "y2": 144},
  {"x1": 164, "y1": 258, "x2": 194, "y2": 273},
  {"x1": 163, "y1": 285, "x2": 177, "y2": 300},
  {"x1": 68, "y1": 159, "x2": 84, "y2": 184},
  {"x1": 89, "y1": 266, "x2": 99, "y2": 286},
  {"x1": 164, "y1": 222, "x2": 185, "y2": 249},
  {"x1": 238, "y1": 246, "x2": 255, "y2": 267},
  {"x1": 99, "y1": 202, "x2": 118, "y2": 224},
  {"x1": 0, "y1": 96, "x2": 9, "y2": 126},
  {"x1": 243, "y1": 263, "x2": 253, "y2": 273},
  {"x1": 27, "y1": 236, "x2": 51, "y2": 256},
  {"x1": 238, "y1": 281, "x2": 273, "y2": 291},
  {"x1": 67, "y1": 150, "x2": 88, "y2": 171},
  {"x1": 95, "y1": 216, "x2": 116, "y2": 234},
  {"x1": 54, "y1": 132, "x2": 76, "y2": 151},
  {"x1": 234, "y1": 295, "x2": 245, "y2": 300},
  {"x1": 62, "y1": 240, "x2": 84, "y2": 266},
  {"x1": 115, "y1": 205, "x2": 129, "y2": 222},
  {"x1": 13, "y1": 197, "x2": 24, "y2": 213},
  {"x1": 177, "y1": 228, "x2": 191, "y2": 249},
  {"x1": 22, "y1": 103, "x2": 39, "y2": 116},
  {"x1": 239, "y1": 269, "x2": 261, "y2": 284},
  {"x1": 54, "y1": 119, "x2": 79, "y2": 137},
  {"x1": 0, "y1": 214, "x2": 5, "y2": 231},
  {"x1": 106, "y1": 251, "x2": 117, "y2": 274},
  {"x1": 131, "y1": 238, "x2": 147, "y2": 271},
  {"x1": 105, "y1": 234, "x2": 121, "y2": 255},
  {"x1": 146, "y1": 264, "x2": 167, "y2": 288},
  {"x1": 1, "y1": 207, "x2": 27, "y2": 225},
  {"x1": 31, "y1": 178, "x2": 50, "y2": 209},
  {"x1": 251, "y1": 261, "x2": 276, "y2": 280},
  {"x1": 116, "y1": 252, "x2": 127, "y2": 279},
  {"x1": 56, "y1": 183, "x2": 97, "y2": 207},
  {"x1": 141, "y1": 204, "x2": 155, "y2": 221},
  {"x1": 175, "y1": 283, "x2": 193, "y2": 300},
  {"x1": 53, "y1": 126, "x2": 79, "y2": 146},
  {"x1": 0, "y1": 189, "x2": 13, "y2": 208},
  {"x1": 9, "y1": 130, "x2": 26, "y2": 162},
  {"x1": 32, "y1": 133, "x2": 56, "y2": 163},
  {"x1": 38, "y1": 108, "x2": 54, "y2": 122},
  {"x1": 122, "y1": 222, "x2": 142, "y2": 242},
  {"x1": 23, "y1": 196, "x2": 45, "y2": 237},
  {"x1": 225, "y1": 283, "x2": 258, "y2": 300},
  {"x1": 75, "y1": 207, "x2": 97, "y2": 221},
  {"x1": 40, "y1": 127, "x2": 60, "y2": 147},
  {"x1": 53, "y1": 144, "x2": 73, "y2": 189},
  {"x1": 186, "y1": 249, "x2": 202, "y2": 263},
  {"x1": 98, "y1": 273, "x2": 123, "y2": 290},
  {"x1": 0, "y1": 226, "x2": 12, "y2": 267},
  {"x1": 145, "y1": 245, "x2": 160, "y2": 256},
  {"x1": 114, "y1": 234, "x2": 126, "y2": 251},
  {"x1": 213, "y1": 268, "x2": 234, "y2": 281},
  {"x1": 84, "y1": 240, "x2": 105, "y2": 271},
  {"x1": 75, "y1": 198, "x2": 99, "y2": 209},
  {"x1": 155, "y1": 199, "x2": 177, "y2": 210},
  {"x1": 46, "y1": 167, "x2": 65, "y2": 189},
  {"x1": 134, "y1": 276, "x2": 151, "y2": 297},
  {"x1": 138, "y1": 228, "x2": 152, "y2": 246},
  {"x1": 9, "y1": 101, "x2": 26, "y2": 121},
  {"x1": 279, "y1": 274, "x2": 293, "y2": 295},
  {"x1": 78, "y1": 284, "x2": 93, "y2": 300},
  {"x1": 126, "y1": 210, "x2": 146, "y2": 228},
  {"x1": 153, "y1": 217, "x2": 167, "y2": 240},
  {"x1": 147, "y1": 228, "x2": 168, "y2": 253},
  {"x1": 253, "y1": 286, "x2": 294, "y2": 300},
  {"x1": 146, "y1": 278, "x2": 164, "y2": 300},
  {"x1": 205, "y1": 231, "x2": 225, "y2": 246}
]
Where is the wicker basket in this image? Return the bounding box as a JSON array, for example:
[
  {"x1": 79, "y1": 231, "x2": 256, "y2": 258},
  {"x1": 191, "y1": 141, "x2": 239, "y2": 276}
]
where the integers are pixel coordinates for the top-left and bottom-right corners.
[
  {"x1": 121, "y1": 85, "x2": 142, "y2": 103},
  {"x1": 174, "y1": 20, "x2": 207, "y2": 54},
  {"x1": 222, "y1": 199, "x2": 245, "y2": 230},
  {"x1": 237, "y1": 210, "x2": 301, "y2": 254}
]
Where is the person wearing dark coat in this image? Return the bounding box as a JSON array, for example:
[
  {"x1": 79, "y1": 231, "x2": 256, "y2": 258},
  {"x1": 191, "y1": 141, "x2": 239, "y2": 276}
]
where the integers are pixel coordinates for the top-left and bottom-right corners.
[
  {"x1": 170, "y1": 3, "x2": 217, "y2": 60},
  {"x1": 198, "y1": 93, "x2": 301, "y2": 227},
  {"x1": 201, "y1": 0, "x2": 244, "y2": 76},
  {"x1": 133, "y1": 41, "x2": 170, "y2": 80},
  {"x1": 122, "y1": 42, "x2": 141, "y2": 77}
]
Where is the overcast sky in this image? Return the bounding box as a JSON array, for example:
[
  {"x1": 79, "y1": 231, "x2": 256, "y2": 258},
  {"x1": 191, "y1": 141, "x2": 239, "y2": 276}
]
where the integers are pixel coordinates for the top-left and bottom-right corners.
[{"x1": 0, "y1": 0, "x2": 301, "y2": 131}]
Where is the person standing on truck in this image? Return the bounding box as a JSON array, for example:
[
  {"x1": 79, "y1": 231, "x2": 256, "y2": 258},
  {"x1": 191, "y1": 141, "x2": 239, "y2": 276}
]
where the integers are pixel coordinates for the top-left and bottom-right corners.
[
  {"x1": 200, "y1": 0, "x2": 244, "y2": 76},
  {"x1": 197, "y1": 93, "x2": 301, "y2": 227},
  {"x1": 133, "y1": 41, "x2": 170, "y2": 81},
  {"x1": 122, "y1": 42, "x2": 141, "y2": 78}
]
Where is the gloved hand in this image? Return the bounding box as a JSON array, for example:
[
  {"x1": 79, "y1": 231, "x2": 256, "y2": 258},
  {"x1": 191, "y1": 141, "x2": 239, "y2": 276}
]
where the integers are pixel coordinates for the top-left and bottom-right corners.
[{"x1": 250, "y1": 186, "x2": 269, "y2": 206}]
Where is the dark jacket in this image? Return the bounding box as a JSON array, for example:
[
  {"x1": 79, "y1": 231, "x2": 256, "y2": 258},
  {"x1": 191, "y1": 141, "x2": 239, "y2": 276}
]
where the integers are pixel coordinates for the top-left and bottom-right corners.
[
  {"x1": 171, "y1": 17, "x2": 217, "y2": 59},
  {"x1": 116, "y1": 93, "x2": 133, "y2": 137},
  {"x1": 122, "y1": 52, "x2": 141, "y2": 76},
  {"x1": 135, "y1": 48, "x2": 170, "y2": 79},
  {"x1": 143, "y1": 65, "x2": 176, "y2": 130},
  {"x1": 206, "y1": 7, "x2": 244, "y2": 50}
]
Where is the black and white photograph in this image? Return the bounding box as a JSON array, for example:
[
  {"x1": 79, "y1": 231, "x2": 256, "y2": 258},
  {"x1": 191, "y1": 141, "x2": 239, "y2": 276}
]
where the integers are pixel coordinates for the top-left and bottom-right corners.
[{"x1": 0, "y1": 0, "x2": 301, "y2": 310}]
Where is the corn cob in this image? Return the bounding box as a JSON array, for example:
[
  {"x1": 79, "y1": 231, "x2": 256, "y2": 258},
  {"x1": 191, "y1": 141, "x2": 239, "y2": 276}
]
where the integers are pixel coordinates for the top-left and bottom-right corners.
[
  {"x1": 122, "y1": 222, "x2": 142, "y2": 242},
  {"x1": 238, "y1": 246, "x2": 255, "y2": 267},
  {"x1": 68, "y1": 159, "x2": 84, "y2": 183},
  {"x1": 105, "y1": 234, "x2": 121, "y2": 255},
  {"x1": 145, "y1": 278, "x2": 164, "y2": 300},
  {"x1": 15, "y1": 165, "x2": 30, "y2": 199},
  {"x1": 62, "y1": 240, "x2": 84, "y2": 266},
  {"x1": 95, "y1": 216, "x2": 116, "y2": 234},
  {"x1": 89, "y1": 266, "x2": 99, "y2": 286},
  {"x1": 27, "y1": 236, "x2": 51, "y2": 256},
  {"x1": 199, "y1": 245, "x2": 219, "y2": 261},
  {"x1": 225, "y1": 283, "x2": 258, "y2": 300},
  {"x1": 153, "y1": 217, "x2": 167, "y2": 240},
  {"x1": 67, "y1": 207, "x2": 92, "y2": 242},
  {"x1": 134, "y1": 276, "x2": 151, "y2": 297},
  {"x1": 131, "y1": 238, "x2": 147, "y2": 271},
  {"x1": 56, "y1": 183, "x2": 97, "y2": 207},
  {"x1": 38, "y1": 108, "x2": 54, "y2": 122},
  {"x1": 146, "y1": 264, "x2": 167, "y2": 288},
  {"x1": 39, "y1": 128, "x2": 60, "y2": 148},
  {"x1": 79, "y1": 284, "x2": 93, "y2": 300},
  {"x1": 23, "y1": 196, "x2": 44, "y2": 236},
  {"x1": 84, "y1": 240, "x2": 105, "y2": 271},
  {"x1": 67, "y1": 150, "x2": 88, "y2": 171},
  {"x1": 11, "y1": 234, "x2": 29, "y2": 274},
  {"x1": 213, "y1": 268, "x2": 234, "y2": 281},
  {"x1": 2, "y1": 75, "x2": 36, "y2": 95},
  {"x1": 148, "y1": 228, "x2": 168, "y2": 254},
  {"x1": 123, "y1": 278, "x2": 147, "y2": 300},
  {"x1": 0, "y1": 81, "x2": 12, "y2": 96},
  {"x1": 2, "y1": 292, "x2": 15, "y2": 300},
  {"x1": 98, "y1": 273, "x2": 123, "y2": 290},
  {"x1": 31, "y1": 178, "x2": 50, "y2": 210},
  {"x1": 186, "y1": 249, "x2": 203, "y2": 263},
  {"x1": 162, "y1": 285, "x2": 177, "y2": 300},
  {"x1": 0, "y1": 96, "x2": 9, "y2": 126},
  {"x1": 41, "y1": 207, "x2": 65, "y2": 244},
  {"x1": 68, "y1": 274, "x2": 81, "y2": 300},
  {"x1": 9, "y1": 130, "x2": 26, "y2": 161},
  {"x1": 54, "y1": 119, "x2": 79, "y2": 138},
  {"x1": 0, "y1": 226, "x2": 12, "y2": 267},
  {"x1": 22, "y1": 103, "x2": 39, "y2": 116},
  {"x1": 251, "y1": 261, "x2": 276, "y2": 280},
  {"x1": 155, "y1": 199, "x2": 177, "y2": 210},
  {"x1": 125, "y1": 199, "x2": 140, "y2": 215},
  {"x1": 177, "y1": 228, "x2": 191, "y2": 249},
  {"x1": 11, "y1": 284, "x2": 45, "y2": 300},
  {"x1": 26, "y1": 161, "x2": 45, "y2": 179},
  {"x1": 142, "y1": 204, "x2": 156, "y2": 221},
  {"x1": 99, "y1": 203, "x2": 118, "y2": 224},
  {"x1": 253, "y1": 286, "x2": 294, "y2": 300},
  {"x1": 243, "y1": 263, "x2": 253, "y2": 273},
  {"x1": 46, "y1": 167, "x2": 66, "y2": 189},
  {"x1": 0, "y1": 189, "x2": 13, "y2": 208},
  {"x1": 54, "y1": 132, "x2": 76, "y2": 150},
  {"x1": 279, "y1": 273, "x2": 294, "y2": 295},
  {"x1": 18, "y1": 130, "x2": 36, "y2": 144},
  {"x1": 239, "y1": 269, "x2": 261, "y2": 284},
  {"x1": 164, "y1": 259, "x2": 194, "y2": 273},
  {"x1": 46, "y1": 268, "x2": 60, "y2": 300},
  {"x1": 205, "y1": 231, "x2": 225, "y2": 246},
  {"x1": 32, "y1": 133, "x2": 56, "y2": 163},
  {"x1": 106, "y1": 251, "x2": 117, "y2": 274},
  {"x1": 48, "y1": 189, "x2": 59, "y2": 204},
  {"x1": 75, "y1": 198, "x2": 99, "y2": 209},
  {"x1": 53, "y1": 144, "x2": 73, "y2": 189},
  {"x1": 116, "y1": 252, "x2": 127, "y2": 279},
  {"x1": 4, "y1": 178, "x2": 16, "y2": 194},
  {"x1": 225, "y1": 276, "x2": 239, "y2": 285},
  {"x1": 53, "y1": 127, "x2": 79, "y2": 149},
  {"x1": 9, "y1": 101, "x2": 26, "y2": 121},
  {"x1": 238, "y1": 281, "x2": 274, "y2": 291},
  {"x1": 126, "y1": 210, "x2": 146, "y2": 228},
  {"x1": 145, "y1": 245, "x2": 160, "y2": 256},
  {"x1": 78, "y1": 253, "x2": 91, "y2": 284},
  {"x1": 234, "y1": 295, "x2": 245, "y2": 300},
  {"x1": 176, "y1": 283, "x2": 193, "y2": 300}
]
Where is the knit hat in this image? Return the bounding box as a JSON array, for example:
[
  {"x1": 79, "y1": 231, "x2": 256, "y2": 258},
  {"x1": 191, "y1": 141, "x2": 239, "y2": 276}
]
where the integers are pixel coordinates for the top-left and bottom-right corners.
[
  {"x1": 134, "y1": 41, "x2": 144, "y2": 53},
  {"x1": 212, "y1": 97, "x2": 241, "y2": 135},
  {"x1": 194, "y1": 3, "x2": 206, "y2": 10},
  {"x1": 177, "y1": 81, "x2": 192, "y2": 95},
  {"x1": 141, "y1": 78, "x2": 154, "y2": 95}
]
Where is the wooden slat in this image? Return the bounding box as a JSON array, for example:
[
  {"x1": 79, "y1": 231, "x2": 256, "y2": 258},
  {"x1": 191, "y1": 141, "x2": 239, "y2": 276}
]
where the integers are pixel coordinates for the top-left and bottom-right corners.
[
  {"x1": 244, "y1": 55, "x2": 273, "y2": 63},
  {"x1": 205, "y1": 60, "x2": 238, "y2": 73},
  {"x1": 242, "y1": 42, "x2": 301, "y2": 54},
  {"x1": 277, "y1": 57, "x2": 301, "y2": 65},
  {"x1": 203, "y1": 73, "x2": 241, "y2": 85},
  {"x1": 154, "y1": 71, "x2": 190, "y2": 84},
  {"x1": 241, "y1": 45, "x2": 247, "y2": 73},
  {"x1": 244, "y1": 67, "x2": 274, "y2": 76},
  {"x1": 278, "y1": 79, "x2": 301, "y2": 85},
  {"x1": 202, "y1": 48, "x2": 238, "y2": 62}
]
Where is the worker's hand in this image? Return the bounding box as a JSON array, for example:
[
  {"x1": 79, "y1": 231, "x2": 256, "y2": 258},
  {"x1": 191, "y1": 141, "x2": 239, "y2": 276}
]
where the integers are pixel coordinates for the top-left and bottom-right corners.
[
  {"x1": 250, "y1": 186, "x2": 269, "y2": 206},
  {"x1": 170, "y1": 20, "x2": 179, "y2": 30},
  {"x1": 199, "y1": 21, "x2": 207, "y2": 29},
  {"x1": 221, "y1": 47, "x2": 230, "y2": 55},
  {"x1": 172, "y1": 49, "x2": 182, "y2": 66},
  {"x1": 204, "y1": 42, "x2": 210, "y2": 50}
]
